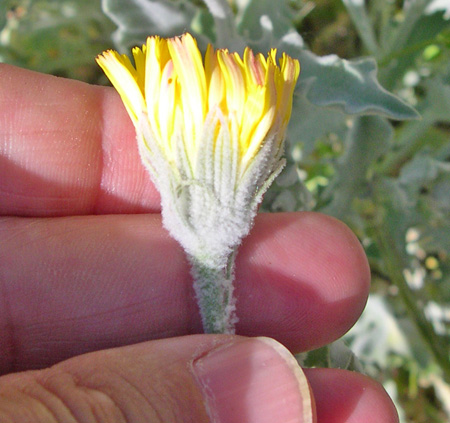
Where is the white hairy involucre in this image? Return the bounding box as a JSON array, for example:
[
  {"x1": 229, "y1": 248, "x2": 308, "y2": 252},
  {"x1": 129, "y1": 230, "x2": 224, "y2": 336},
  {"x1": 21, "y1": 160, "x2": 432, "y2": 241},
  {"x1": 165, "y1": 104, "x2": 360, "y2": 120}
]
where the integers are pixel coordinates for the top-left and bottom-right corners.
[{"x1": 137, "y1": 109, "x2": 286, "y2": 332}]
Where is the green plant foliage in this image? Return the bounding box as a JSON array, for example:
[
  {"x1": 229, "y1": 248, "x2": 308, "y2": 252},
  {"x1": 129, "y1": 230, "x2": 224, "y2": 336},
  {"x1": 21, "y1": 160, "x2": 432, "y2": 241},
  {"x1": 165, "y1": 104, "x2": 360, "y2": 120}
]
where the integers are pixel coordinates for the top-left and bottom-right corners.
[
  {"x1": 103, "y1": 0, "x2": 199, "y2": 51},
  {"x1": 296, "y1": 53, "x2": 419, "y2": 118},
  {"x1": 320, "y1": 115, "x2": 393, "y2": 218},
  {"x1": 0, "y1": 0, "x2": 114, "y2": 81},
  {"x1": 2, "y1": 0, "x2": 449, "y2": 421}
]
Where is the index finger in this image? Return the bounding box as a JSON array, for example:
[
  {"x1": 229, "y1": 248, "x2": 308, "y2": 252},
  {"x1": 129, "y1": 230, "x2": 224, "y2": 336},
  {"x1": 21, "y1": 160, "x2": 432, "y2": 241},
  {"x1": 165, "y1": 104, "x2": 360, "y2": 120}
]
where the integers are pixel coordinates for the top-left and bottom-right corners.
[{"x1": 0, "y1": 64, "x2": 160, "y2": 217}]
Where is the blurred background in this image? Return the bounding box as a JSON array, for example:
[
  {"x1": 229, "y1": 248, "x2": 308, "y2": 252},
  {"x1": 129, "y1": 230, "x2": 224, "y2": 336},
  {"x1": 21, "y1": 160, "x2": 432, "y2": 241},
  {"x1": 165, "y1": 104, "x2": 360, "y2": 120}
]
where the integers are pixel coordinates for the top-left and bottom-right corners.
[{"x1": 1, "y1": 1, "x2": 449, "y2": 421}]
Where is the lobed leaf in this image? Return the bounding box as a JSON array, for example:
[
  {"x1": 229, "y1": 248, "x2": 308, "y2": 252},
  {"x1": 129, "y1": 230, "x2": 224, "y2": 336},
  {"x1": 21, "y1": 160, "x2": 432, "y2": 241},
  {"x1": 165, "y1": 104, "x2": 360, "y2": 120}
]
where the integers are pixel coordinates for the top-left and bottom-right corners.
[{"x1": 296, "y1": 51, "x2": 420, "y2": 120}]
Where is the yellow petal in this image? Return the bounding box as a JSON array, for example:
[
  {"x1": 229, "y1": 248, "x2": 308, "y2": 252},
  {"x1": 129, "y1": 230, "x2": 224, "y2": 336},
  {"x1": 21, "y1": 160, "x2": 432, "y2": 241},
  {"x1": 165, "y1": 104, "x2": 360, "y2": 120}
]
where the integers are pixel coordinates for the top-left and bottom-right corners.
[
  {"x1": 217, "y1": 49, "x2": 246, "y2": 127},
  {"x1": 158, "y1": 59, "x2": 177, "y2": 148},
  {"x1": 132, "y1": 44, "x2": 146, "y2": 93},
  {"x1": 205, "y1": 44, "x2": 226, "y2": 112},
  {"x1": 96, "y1": 50, "x2": 146, "y2": 124},
  {"x1": 167, "y1": 34, "x2": 207, "y2": 144},
  {"x1": 97, "y1": 33, "x2": 300, "y2": 176}
]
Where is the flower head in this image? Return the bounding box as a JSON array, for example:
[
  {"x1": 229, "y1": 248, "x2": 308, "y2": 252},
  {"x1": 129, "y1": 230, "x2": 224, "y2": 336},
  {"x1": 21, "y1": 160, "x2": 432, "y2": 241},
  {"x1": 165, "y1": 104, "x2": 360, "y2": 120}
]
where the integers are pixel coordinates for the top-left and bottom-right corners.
[
  {"x1": 97, "y1": 34, "x2": 299, "y2": 333},
  {"x1": 97, "y1": 33, "x2": 299, "y2": 179}
]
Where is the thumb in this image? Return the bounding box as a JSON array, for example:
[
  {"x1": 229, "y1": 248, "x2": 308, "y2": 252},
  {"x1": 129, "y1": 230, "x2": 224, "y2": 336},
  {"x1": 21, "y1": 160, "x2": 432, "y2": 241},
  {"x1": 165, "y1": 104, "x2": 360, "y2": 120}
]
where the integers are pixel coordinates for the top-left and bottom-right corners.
[{"x1": 0, "y1": 335, "x2": 315, "y2": 423}]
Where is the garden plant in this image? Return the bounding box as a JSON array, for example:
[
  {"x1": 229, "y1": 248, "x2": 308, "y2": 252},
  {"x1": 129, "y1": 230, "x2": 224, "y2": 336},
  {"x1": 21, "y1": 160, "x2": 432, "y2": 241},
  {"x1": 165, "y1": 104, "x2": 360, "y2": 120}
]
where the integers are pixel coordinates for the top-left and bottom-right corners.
[{"x1": 1, "y1": 0, "x2": 449, "y2": 421}]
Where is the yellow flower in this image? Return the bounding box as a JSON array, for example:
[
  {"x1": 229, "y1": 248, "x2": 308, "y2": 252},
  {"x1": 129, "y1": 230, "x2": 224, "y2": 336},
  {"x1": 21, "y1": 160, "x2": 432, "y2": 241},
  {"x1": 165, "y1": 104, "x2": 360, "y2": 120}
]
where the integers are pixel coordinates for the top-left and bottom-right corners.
[
  {"x1": 96, "y1": 33, "x2": 299, "y2": 177},
  {"x1": 97, "y1": 33, "x2": 300, "y2": 334}
]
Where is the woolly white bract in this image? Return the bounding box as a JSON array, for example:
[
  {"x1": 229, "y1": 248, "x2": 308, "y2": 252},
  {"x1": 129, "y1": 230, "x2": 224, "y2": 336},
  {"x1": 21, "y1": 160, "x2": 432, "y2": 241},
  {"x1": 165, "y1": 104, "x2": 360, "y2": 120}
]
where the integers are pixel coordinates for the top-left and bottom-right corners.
[{"x1": 97, "y1": 33, "x2": 300, "y2": 333}]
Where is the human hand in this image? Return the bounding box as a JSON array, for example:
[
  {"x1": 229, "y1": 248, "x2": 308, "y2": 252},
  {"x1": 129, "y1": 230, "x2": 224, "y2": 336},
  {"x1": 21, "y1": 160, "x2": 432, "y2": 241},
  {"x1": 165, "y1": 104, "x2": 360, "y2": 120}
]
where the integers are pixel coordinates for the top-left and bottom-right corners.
[{"x1": 0, "y1": 64, "x2": 398, "y2": 423}]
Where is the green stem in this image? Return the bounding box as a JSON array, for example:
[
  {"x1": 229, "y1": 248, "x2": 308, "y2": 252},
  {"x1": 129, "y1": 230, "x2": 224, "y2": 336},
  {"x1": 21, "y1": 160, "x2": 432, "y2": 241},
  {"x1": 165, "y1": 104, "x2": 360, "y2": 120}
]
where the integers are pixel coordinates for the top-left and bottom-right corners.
[{"x1": 189, "y1": 251, "x2": 238, "y2": 334}]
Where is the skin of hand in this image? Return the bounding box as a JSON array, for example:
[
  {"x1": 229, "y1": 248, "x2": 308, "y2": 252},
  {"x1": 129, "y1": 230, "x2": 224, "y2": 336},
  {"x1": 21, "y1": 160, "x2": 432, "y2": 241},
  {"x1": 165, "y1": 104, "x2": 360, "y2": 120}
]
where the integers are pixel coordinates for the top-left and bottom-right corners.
[{"x1": 0, "y1": 63, "x2": 399, "y2": 423}]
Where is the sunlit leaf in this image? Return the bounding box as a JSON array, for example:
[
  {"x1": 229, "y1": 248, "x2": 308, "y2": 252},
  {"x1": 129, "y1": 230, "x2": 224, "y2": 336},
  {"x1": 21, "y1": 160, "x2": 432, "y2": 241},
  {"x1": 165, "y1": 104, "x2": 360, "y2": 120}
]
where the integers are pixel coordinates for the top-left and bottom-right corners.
[{"x1": 297, "y1": 51, "x2": 420, "y2": 120}]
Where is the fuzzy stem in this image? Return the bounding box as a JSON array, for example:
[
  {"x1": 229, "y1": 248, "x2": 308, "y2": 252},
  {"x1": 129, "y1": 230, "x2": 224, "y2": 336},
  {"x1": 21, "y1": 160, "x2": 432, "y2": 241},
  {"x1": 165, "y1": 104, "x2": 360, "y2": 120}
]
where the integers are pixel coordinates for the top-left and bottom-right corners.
[{"x1": 189, "y1": 251, "x2": 238, "y2": 334}]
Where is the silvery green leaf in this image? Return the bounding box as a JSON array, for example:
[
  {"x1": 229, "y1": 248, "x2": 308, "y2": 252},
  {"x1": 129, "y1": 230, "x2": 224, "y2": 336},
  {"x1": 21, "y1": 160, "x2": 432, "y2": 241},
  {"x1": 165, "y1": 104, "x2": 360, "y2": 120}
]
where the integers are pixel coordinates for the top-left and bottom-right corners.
[
  {"x1": 430, "y1": 177, "x2": 450, "y2": 213},
  {"x1": 262, "y1": 150, "x2": 315, "y2": 212},
  {"x1": 328, "y1": 339, "x2": 365, "y2": 373},
  {"x1": 201, "y1": 0, "x2": 246, "y2": 52},
  {"x1": 399, "y1": 153, "x2": 449, "y2": 190},
  {"x1": 238, "y1": 0, "x2": 300, "y2": 44},
  {"x1": 399, "y1": 151, "x2": 450, "y2": 256},
  {"x1": 298, "y1": 51, "x2": 420, "y2": 120},
  {"x1": 287, "y1": 94, "x2": 348, "y2": 157},
  {"x1": 423, "y1": 77, "x2": 450, "y2": 122},
  {"x1": 345, "y1": 295, "x2": 412, "y2": 368},
  {"x1": 375, "y1": 177, "x2": 422, "y2": 252},
  {"x1": 102, "y1": 0, "x2": 199, "y2": 51},
  {"x1": 267, "y1": 189, "x2": 297, "y2": 212},
  {"x1": 342, "y1": 0, "x2": 378, "y2": 55},
  {"x1": 320, "y1": 116, "x2": 393, "y2": 219}
]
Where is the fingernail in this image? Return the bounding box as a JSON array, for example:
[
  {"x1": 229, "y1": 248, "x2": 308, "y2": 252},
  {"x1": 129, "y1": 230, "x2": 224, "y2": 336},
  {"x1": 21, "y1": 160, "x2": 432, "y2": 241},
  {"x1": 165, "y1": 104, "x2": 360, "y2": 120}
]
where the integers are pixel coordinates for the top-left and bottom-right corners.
[{"x1": 192, "y1": 337, "x2": 314, "y2": 423}]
